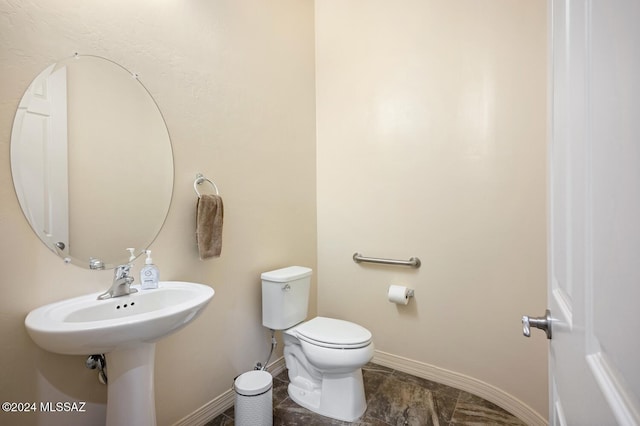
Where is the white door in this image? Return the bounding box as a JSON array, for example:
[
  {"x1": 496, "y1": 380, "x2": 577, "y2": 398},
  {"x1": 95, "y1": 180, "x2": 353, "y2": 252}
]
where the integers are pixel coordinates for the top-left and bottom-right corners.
[
  {"x1": 11, "y1": 64, "x2": 69, "y2": 257},
  {"x1": 534, "y1": 1, "x2": 640, "y2": 425}
]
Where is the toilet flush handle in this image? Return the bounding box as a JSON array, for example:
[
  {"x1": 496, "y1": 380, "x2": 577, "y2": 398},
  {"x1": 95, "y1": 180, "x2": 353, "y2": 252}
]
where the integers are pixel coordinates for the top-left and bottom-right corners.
[{"x1": 282, "y1": 284, "x2": 291, "y2": 292}]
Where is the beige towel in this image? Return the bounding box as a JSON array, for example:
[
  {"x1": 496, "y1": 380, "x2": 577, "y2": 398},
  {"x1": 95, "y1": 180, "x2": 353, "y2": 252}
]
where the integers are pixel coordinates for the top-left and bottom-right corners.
[{"x1": 196, "y1": 194, "x2": 224, "y2": 259}]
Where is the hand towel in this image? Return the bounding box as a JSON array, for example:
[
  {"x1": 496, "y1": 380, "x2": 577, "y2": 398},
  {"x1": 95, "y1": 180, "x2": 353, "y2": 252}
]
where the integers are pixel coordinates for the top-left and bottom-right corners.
[{"x1": 196, "y1": 194, "x2": 224, "y2": 259}]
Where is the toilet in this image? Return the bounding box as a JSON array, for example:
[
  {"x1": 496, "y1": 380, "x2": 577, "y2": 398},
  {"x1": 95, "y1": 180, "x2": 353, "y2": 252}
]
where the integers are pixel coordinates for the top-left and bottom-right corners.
[{"x1": 261, "y1": 266, "x2": 374, "y2": 422}]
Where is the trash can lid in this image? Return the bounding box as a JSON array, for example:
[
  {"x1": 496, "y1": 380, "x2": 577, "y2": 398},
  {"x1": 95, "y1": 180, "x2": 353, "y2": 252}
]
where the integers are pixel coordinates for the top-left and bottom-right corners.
[{"x1": 234, "y1": 370, "x2": 272, "y2": 396}]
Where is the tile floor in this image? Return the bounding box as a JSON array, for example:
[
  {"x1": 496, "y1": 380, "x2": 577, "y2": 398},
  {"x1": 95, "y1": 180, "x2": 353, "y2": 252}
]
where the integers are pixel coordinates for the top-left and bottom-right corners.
[{"x1": 206, "y1": 363, "x2": 527, "y2": 426}]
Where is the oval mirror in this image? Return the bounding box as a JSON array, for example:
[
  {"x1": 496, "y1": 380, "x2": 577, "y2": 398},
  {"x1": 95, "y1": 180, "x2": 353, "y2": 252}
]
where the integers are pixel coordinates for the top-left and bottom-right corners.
[{"x1": 10, "y1": 55, "x2": 174, "y2": 269}]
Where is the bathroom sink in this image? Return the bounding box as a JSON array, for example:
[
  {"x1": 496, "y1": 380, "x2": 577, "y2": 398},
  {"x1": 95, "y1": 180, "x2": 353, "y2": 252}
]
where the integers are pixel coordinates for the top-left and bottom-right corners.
[
  {"x1": 25, "y1": 281, "x2": 214, "y2": 355},
  {"x1": 25, "y1": 280, "x2": 214, "y2": 426}
]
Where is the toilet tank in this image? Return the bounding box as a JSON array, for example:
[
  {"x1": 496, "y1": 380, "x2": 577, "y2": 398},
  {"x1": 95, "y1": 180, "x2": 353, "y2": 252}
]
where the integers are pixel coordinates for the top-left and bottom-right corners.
[{"x1": 261, "y1": 266, "x2": 312, "y2": 330}]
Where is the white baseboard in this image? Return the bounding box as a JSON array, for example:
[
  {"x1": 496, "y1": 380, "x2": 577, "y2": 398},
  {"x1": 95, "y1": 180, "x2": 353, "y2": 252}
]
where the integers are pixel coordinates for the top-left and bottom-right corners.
[
  {"x1": 172, "y1": 357, "x2": 286, "y2": 426},
  {"x1": 372, "y1": 350, "x2": 548, "y2": 426},
  {"x1": 174, "y1": 351, "x2": 547, "y2": 426}
]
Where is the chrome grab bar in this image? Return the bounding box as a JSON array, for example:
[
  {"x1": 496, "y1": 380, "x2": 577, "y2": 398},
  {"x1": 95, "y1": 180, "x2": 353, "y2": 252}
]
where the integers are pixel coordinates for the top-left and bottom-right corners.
[{"x1": 352, "y1": 252, "x2": 421, "y2": 268}]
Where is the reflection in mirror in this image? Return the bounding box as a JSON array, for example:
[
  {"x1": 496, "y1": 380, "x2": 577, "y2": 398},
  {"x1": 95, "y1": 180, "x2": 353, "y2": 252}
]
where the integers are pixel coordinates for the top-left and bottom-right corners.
[{"x1": 11, "y1": 55, "x2": 174, "y2": 269}]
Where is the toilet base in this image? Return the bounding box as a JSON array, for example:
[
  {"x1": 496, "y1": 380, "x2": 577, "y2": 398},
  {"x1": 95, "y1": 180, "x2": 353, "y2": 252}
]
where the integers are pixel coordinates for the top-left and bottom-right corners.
[{"x1": 287, "y1": 368, "x2": 367, "y2": 422}]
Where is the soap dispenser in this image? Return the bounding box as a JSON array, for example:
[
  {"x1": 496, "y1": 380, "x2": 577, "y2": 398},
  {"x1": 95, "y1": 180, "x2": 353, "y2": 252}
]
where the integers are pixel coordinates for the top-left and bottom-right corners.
[
  {"x1": 140, "y1": 250, "x2": 159, "y2": 289},
  {"x1": 126, "y1": 248, "x2": 136, "y2": 263}
]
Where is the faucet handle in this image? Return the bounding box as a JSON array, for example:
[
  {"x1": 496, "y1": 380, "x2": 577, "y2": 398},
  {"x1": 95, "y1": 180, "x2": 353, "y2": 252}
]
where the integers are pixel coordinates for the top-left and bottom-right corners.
[{"x1": 114, "y1": 264, "x2": 132, "y2": 279}]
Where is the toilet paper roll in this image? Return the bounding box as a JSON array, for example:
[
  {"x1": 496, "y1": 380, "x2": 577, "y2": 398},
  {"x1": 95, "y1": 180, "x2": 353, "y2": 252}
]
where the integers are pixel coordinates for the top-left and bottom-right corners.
[{"x1": 388, "y1": 285, "x2": 411, "y2": 305}]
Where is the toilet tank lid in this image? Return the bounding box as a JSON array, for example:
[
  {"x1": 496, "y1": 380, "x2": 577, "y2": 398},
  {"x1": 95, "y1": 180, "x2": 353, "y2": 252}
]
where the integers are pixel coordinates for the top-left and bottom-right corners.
[{"x1": 261, "y1": 266, "x2": 312, "y2": 282}]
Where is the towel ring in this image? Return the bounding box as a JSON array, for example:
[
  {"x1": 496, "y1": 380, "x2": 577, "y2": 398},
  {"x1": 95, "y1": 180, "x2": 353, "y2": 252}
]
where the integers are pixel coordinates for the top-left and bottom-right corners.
[{"x1": 194, "y1": 173, "x2": 219, "y2": 198}]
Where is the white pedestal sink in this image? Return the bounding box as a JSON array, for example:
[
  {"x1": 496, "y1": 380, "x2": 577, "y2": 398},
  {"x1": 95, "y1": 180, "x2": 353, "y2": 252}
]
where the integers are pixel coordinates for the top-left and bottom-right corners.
[{"x1": 25, "y1": 281, "x2": 214, "y2": 426}]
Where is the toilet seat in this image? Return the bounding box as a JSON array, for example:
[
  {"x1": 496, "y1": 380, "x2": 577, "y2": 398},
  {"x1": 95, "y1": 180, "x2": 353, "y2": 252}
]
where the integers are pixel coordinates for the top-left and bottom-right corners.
[{"x1": 293, "y1": 317, "x2": 372, "y2": 349}]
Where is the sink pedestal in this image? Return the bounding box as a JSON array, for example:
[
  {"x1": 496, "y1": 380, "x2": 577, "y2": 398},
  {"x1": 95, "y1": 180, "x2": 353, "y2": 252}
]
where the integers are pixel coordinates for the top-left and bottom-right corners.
[{"x1": 106, "y1": 343, "x2": 156, "y2": 426}]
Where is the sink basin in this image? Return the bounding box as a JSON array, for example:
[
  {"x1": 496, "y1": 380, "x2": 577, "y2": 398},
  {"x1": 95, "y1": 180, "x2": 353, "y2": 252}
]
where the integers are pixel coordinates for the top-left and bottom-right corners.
[
  {"x1": 25, "y1": 281, "x2": 214, "y2": 355},
  {"x1": 25, "y1": 281, "x2": 214, "y2": 426}
]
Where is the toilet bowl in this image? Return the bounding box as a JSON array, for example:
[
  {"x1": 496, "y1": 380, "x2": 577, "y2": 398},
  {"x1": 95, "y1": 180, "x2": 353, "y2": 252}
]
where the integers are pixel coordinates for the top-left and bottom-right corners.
[
  {"x1": 261, "y1": 266, "x2": 375, "y2": 422},
  {"x1": 283, "y1": 317, "x2": 374, "y2": 421}
]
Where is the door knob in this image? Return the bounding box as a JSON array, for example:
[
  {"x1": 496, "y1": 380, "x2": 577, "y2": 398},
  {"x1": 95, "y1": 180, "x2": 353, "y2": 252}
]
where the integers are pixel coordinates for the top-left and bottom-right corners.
[{"x1": 522, "y1": 309, "x2": 552, "y2": 339}]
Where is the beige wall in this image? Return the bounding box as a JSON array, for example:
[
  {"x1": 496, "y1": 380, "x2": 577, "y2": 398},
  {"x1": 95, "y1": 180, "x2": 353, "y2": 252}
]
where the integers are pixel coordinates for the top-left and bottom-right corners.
[
  {"x1": 316, "y1": 0, "x2": 549, "y2": 419},
  {"x1": 0, "y1": 1, "x2": 316, "y2": 425}
]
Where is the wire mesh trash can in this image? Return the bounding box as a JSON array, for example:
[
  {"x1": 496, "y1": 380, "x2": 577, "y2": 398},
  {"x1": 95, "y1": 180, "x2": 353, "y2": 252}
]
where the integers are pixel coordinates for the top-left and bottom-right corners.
[{"x1": 234, "y1": 370, "x2": 273, "y2": 426}]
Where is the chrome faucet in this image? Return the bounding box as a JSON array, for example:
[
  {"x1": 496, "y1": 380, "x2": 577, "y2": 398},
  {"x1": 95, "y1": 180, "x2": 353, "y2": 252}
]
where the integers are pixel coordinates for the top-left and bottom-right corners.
[{"x1": 97, "y1": 264, "x2": 138, "y2": 300}]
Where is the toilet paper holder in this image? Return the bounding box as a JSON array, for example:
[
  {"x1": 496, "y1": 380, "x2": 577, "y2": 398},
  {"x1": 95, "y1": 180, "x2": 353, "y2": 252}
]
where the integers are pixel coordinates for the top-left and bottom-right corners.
[{"x1": 387, "y1": 285, "x2": 415, "y2": 305}]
